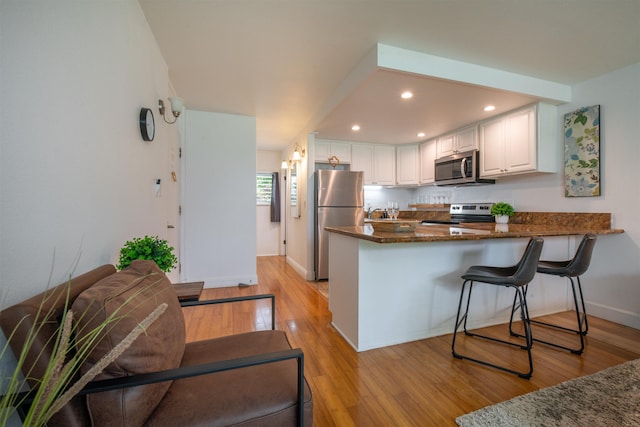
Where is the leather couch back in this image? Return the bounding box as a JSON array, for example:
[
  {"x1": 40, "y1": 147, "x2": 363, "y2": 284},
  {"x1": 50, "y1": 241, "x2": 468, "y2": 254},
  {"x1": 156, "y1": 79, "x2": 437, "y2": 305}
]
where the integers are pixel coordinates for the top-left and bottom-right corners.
[{"x1": 1, "y1": 265, "x2": 117, "y2": 427}]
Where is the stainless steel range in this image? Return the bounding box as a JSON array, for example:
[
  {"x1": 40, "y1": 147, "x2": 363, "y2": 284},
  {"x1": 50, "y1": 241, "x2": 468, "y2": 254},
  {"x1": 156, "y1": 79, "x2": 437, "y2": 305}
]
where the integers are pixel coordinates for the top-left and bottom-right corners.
[
  {"x1": 421, "y1": 202, "x2": 494, "y2": 225},
  {"x1": 450, "y1": 203, "x2": 495, "y2": 223}
]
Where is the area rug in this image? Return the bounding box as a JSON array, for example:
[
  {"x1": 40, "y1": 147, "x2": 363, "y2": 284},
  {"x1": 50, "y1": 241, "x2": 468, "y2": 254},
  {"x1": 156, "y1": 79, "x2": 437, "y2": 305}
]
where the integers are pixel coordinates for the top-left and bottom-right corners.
[{"x1": 456, "y1": 358, "x2": 640, "y2": 426}]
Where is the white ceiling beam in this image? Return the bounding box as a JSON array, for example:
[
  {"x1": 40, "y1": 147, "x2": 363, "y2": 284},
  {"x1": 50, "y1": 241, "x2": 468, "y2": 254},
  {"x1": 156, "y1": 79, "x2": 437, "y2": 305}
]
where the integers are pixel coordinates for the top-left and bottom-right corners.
[{"x1": 376, "y1": 44, "x2": 572, "y2": 104}]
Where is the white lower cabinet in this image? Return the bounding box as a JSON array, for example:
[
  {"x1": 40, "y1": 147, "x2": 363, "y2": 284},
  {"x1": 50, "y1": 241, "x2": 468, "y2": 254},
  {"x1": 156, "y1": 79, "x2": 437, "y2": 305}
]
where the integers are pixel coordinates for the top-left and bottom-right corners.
[
  {"x1": 396, "y1": 144, "x2": 419, "y2": 185},
  {"x1": 351, "y1": 143, "x2": 395, "y2": 185},
  {"x1": 479, "y1": 103, "x2": 557, "y2": 178},
  {"x1": 419, "y1": 139, "x2": 436, "y2": 184}
]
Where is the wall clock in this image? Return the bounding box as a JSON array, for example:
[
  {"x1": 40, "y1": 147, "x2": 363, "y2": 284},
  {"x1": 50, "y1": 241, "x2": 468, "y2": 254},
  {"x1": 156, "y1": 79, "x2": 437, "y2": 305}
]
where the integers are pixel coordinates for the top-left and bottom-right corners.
[{"x1": 139, "y1": 107, "x2": 155, "y2": 142}]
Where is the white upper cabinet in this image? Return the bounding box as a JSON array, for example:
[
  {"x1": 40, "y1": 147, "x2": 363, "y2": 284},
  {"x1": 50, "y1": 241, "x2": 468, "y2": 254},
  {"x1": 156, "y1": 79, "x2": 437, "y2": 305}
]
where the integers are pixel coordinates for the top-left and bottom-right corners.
[
  {"x1": 419, "y1": 139, "x2": 436, "y2": 184},
  {"x1": 314, "y1": 140, "x2": 351, "y2": 164},
  {"x1": 479, "y1": 117, "x2": 505, "y2": 176},
  {"x1": 396, "y1": 144, "x2": 420, "y2": 186},
  {"x1": 436, "y1": 125, "x2": 478, "y2": 158},
  {"x1": 436, "y1": 134, "x2": 455, "y2": 158},
  {"x1": 351, "y1": 143, "x2": 395, "y2": 185},
  {"x1": 479, "y1": 103, "x2": 558, "y2": 178}
]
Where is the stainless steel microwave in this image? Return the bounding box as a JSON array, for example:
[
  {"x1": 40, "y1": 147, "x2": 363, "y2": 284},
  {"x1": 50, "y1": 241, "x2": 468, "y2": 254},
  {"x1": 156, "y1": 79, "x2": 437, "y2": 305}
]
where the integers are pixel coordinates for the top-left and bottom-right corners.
[{"x1": 434, "y1": 150, "x2": 495, "y2": 186}]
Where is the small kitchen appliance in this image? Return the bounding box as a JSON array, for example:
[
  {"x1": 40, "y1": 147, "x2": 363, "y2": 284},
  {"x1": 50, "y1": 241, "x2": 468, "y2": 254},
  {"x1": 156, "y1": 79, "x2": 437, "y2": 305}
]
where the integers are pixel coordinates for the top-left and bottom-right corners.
[{"x1": 434, "y1": 150, "x2": 495, "y2": 186}]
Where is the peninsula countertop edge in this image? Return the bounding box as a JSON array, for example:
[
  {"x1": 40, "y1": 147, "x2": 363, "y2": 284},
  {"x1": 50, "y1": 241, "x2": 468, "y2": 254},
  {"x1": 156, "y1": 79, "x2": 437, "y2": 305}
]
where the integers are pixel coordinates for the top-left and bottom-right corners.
[{"x1": 325, "y1": 212, "x2": 624, "y2": 244}]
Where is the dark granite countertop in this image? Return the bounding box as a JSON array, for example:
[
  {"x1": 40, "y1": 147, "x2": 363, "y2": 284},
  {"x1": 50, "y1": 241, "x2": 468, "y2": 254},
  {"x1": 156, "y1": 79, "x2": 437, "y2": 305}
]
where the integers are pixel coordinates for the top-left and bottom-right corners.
[{"x1": 328, "y1": 212, "x2": 623, "y2": 244}]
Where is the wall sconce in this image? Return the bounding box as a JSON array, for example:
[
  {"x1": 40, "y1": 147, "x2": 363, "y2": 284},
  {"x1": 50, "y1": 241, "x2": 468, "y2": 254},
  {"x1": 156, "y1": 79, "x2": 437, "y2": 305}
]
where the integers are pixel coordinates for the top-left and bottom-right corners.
[
  {"x1": 158, "y1": 97, "x2": 184, "y2": 124},
  {"x1": 281, "y1": 160, "x2": 288, "y2": 169},
  {"x1": 292, "y1": 144, "x2": 305, "y2": 161}
]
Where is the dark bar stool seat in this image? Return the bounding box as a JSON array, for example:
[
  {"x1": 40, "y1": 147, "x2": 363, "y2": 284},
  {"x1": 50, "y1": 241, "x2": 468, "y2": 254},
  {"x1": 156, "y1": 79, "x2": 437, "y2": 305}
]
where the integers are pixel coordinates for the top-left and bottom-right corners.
[
  {"x1": 452, "y1": 237, "x2": 544, "y2": 379},
  {"x1": 510, "y1": 234, "x2": 596, "y2": 355}
]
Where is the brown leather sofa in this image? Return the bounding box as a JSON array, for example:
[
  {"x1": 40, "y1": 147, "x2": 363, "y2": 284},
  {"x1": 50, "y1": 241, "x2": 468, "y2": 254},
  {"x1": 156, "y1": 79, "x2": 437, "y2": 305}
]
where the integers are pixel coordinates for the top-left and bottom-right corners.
[{"x1": 0, "y1": 260, "x2": 313, "y2": 426}]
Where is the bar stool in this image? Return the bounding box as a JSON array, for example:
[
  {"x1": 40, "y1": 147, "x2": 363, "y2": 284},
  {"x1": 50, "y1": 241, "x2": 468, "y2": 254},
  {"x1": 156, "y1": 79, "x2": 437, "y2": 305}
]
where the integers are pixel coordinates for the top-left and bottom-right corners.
[
  {"x1": 509, "y1": 234, "x2": 596, "y2": 355},
  {"x1": 452, "y1": 237, "x2": 544, "y2": 379}
]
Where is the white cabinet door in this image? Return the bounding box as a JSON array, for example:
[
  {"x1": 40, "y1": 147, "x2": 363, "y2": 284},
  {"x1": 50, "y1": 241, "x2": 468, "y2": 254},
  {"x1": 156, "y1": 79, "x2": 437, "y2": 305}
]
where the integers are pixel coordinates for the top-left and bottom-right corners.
[
  {"x1": 456, "y1": 126, "x2": 478, "y2": 153},
  {"x1": 351, "y1": 143, "x2": 395, "y2": 185},
  {"x1": 315, "y1": 140, "x2": 351, "y2": 164},
  {"x1": 419, "y1": 139, "x2": 436, "y2": 184},
  {"x1": 479, "y1": 118, "x2": 504, "y2": 176},
  {"x1": 374, "y1": 145, "x2": 396, "y2": 185},
  {"x1": 436, "y1": 126, "x2": 478, "y2": 158},
  {"x1": 314, "y1": 141, "x2": 330, "y2": 163},
  {"x1": 480, "y1": 105, "x2": 540, "y2": 178},
  {"x1": 504, "y1": 107, "x2": 536, "y2": 174},
  {"x1": 330, "y1": 141, "x2": 352, "y2": 164},
  {"x1": 396, "y1": 145, "x2": 419, "y2": 185},
  {"x1": 350, "y1": 144, "x2": 374, "y2": 184},
  {"x1": 436, "y1": 134, "x2": 455, "y2": 158}
]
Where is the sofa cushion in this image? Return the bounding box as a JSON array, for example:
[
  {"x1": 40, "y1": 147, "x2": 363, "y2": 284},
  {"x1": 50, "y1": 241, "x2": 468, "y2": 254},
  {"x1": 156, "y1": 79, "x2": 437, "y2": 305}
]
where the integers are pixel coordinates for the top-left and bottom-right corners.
[
  {"x1": 72, "y1": 260, "x2": 185, "y2": 426},
  {"x1": 145, "y1": 330, "x2": 313, "y2": 427}
]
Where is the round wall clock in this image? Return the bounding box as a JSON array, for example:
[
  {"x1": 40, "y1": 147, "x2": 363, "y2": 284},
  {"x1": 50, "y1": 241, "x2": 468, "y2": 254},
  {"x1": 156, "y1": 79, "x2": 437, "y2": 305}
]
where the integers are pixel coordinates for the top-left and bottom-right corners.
[{"x1": 139, "y1": 108, "x2": 155, "y2": 142}]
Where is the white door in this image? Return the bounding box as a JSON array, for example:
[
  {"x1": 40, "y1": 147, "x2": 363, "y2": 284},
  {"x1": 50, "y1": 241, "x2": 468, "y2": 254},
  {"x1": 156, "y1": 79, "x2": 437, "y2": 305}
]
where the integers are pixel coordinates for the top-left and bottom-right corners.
[{"x1": 181, "y1": 110, "x2": 258, "y2": 286}]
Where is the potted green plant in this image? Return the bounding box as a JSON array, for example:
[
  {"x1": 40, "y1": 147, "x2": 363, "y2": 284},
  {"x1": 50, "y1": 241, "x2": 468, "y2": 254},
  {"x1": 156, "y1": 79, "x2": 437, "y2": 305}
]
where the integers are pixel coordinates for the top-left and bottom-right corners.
[
  {"x1": 117, "y1": 236, "x2": 177, "y2": 272},
  {"x1": 490, "y1": 202, "x2": 515, "y2": 224}
]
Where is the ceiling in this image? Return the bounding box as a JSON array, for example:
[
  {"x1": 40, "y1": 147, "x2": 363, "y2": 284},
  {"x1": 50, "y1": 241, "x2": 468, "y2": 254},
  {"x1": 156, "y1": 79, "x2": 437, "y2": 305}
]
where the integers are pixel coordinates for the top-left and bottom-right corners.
[{"x1": 139, "y1": 0, "x2": 640, "y2": 151}]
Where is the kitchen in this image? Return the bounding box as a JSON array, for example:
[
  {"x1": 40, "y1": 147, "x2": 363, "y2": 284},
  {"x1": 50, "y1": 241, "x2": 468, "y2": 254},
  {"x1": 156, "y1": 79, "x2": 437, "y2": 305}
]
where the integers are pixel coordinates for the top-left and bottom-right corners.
[
  {"x1": 303, "y1": 99, "x2": 624, "y2": 351},
  {"x1": 268, "y1": 49, "x2": 640, "y2": 351}
]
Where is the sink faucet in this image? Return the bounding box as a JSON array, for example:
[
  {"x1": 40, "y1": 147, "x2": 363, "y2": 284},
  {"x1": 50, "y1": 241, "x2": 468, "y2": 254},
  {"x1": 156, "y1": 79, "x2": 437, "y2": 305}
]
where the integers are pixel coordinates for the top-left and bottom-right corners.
[{"x1": 367, "y1": 208, "x2": 384, "y2": 219}]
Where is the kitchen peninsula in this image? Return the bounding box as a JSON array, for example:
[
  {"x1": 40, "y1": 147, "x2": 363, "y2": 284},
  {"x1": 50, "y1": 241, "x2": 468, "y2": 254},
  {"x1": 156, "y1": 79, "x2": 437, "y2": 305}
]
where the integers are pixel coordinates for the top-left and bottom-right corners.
[{"x1": 326, "y1": 213, "x2": 623, "y2": 352}]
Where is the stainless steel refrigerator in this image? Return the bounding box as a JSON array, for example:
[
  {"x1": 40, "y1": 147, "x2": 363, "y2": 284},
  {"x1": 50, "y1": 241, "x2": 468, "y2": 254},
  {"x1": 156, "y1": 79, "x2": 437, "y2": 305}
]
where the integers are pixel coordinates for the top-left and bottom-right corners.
[{"x1": 315, "y1": 170, "x2": 364, "y2": 280}]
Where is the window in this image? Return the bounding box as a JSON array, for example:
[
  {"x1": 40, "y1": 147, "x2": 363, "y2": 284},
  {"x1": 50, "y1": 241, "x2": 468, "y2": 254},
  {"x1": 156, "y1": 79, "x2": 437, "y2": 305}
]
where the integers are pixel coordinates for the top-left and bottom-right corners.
[{"x1": 256, "y1": 173, "x2": 273, "y2": 205}]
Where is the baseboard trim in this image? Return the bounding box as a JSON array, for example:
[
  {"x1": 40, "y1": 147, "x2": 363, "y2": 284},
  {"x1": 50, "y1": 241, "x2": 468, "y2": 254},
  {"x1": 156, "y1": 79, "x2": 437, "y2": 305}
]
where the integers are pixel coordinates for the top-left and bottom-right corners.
[
  {"x1": 286, "y1": 256, "x2": 309, "y2": 280},
  {"x1": 586, "y1": 301, "x2": 640, "y2": 329}
]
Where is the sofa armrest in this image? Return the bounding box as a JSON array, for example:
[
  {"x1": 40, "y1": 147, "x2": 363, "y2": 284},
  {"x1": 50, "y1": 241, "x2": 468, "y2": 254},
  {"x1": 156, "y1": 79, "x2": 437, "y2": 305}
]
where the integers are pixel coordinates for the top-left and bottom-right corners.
[
  {"x1": 81, "y1": 347, "x2": 306, "y2": 426},
  {"x1": 180, "y1": 293, "x2": 276, "y2": 330},
  {"x1": 2, "y1": 348, "x2": 306, "y2": 427}
]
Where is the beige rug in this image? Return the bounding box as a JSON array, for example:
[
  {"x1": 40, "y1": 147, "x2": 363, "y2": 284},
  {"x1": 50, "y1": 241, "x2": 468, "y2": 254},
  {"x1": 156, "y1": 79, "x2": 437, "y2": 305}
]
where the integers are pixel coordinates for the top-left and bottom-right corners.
[{"x1": 456, "y1": 358, "x2": 640, "y2": 426}]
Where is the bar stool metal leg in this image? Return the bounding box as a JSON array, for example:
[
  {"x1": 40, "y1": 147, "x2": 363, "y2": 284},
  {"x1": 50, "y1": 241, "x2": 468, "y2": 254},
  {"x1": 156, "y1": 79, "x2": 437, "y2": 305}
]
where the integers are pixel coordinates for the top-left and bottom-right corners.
[
  {"x1": 509, "y1": 234, "x2": 595, "y2": 355},
  {"x1": 451, "y1": 237, "x2": 543, "y2": 379},
  {"x1": 453, "y1": 280, "x2": 534, "y2": 379}
]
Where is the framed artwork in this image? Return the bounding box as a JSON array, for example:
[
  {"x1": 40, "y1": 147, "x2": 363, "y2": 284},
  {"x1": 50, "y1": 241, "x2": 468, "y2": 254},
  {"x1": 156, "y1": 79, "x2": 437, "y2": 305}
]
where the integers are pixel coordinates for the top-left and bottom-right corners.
[{"x1": 564, "y1": 105, "x2": 600, "y2": 197}]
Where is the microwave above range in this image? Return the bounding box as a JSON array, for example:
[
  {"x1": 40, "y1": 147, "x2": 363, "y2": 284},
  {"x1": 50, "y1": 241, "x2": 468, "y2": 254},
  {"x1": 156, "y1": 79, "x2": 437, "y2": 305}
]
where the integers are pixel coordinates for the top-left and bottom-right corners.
[{"x1": 434, "y1": 150, "x2": 495, "y2": 186}]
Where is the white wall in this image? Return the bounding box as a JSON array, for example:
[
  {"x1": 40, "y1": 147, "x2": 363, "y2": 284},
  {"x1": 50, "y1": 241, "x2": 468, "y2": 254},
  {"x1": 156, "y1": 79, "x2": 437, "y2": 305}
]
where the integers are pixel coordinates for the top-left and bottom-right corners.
[
  {"x1": 0, "y1": 2, "x2": 180, "y2": 421},
  {"x1": 282, "y1": 134, "x2": 312, "y2": 279},
  {"x1": 256, "y1": 150, "x2": 282, "y2": 256},
  {"x1": 0, "y1": 1, "x2": 179, "y2": 307},
  {"x1": 181, "y1": 110, "x2": 257, "y2": 286}
]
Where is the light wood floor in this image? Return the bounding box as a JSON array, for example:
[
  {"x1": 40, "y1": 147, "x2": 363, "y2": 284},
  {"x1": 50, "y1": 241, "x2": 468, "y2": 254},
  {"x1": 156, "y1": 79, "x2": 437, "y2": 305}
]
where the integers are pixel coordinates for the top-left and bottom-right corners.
[{"x1": 182, "y1": 256, "x2": 640, "y2": 426}]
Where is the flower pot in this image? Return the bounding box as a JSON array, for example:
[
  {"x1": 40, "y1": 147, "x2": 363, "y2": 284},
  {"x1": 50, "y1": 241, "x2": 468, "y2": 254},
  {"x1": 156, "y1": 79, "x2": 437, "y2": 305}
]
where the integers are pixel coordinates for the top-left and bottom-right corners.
[
  {"x1": 495, "y1": 223, "x2": 509, "y2": 232},
  {"x1": 495, "y1": 215, "x2": 510, "y2": 224}
]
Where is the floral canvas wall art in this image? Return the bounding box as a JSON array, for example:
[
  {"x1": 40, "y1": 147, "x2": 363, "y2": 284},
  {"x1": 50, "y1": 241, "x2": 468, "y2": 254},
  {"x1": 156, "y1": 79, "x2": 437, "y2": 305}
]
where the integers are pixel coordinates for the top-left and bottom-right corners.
[{"x1": 564, "y1": 105, "x2": 600, "y2": 197}]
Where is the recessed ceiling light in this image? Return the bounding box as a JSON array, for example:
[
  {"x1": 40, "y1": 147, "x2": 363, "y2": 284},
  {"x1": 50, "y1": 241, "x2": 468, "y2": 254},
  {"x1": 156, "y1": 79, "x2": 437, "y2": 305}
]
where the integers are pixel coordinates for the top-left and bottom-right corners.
[
  {"x1": 352, "y1": 124, "x2": 360, "y2": 131},
  {"x1": 417, "y1": 132, "x2": 425, "y2": 137},
  {"x1": 484, "y1": 105, "x2": 496, "y2": 112},
  {"x1": 401, "y1": 91, "x2": 413, "y2": 99}
]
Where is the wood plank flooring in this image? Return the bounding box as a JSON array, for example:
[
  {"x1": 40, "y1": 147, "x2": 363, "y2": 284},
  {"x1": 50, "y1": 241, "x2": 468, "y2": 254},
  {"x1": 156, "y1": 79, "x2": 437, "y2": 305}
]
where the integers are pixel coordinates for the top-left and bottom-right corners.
[{"x1": 182, "y1": 256, "x2": 640, "y2": 426}]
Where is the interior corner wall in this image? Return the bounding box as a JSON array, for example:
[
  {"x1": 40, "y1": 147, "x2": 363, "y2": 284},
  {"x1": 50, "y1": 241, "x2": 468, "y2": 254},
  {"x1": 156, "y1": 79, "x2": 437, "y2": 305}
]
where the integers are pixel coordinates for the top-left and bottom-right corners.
[
  {"x1": 181, "y1": 110, "x2": 257, "y2": 287},
  {"x1": 283, "y1": 135, "x2": 313, "y2": 280},
  {"x1": 0, "y1": 2, "x2": 179, "y2": 308}
]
